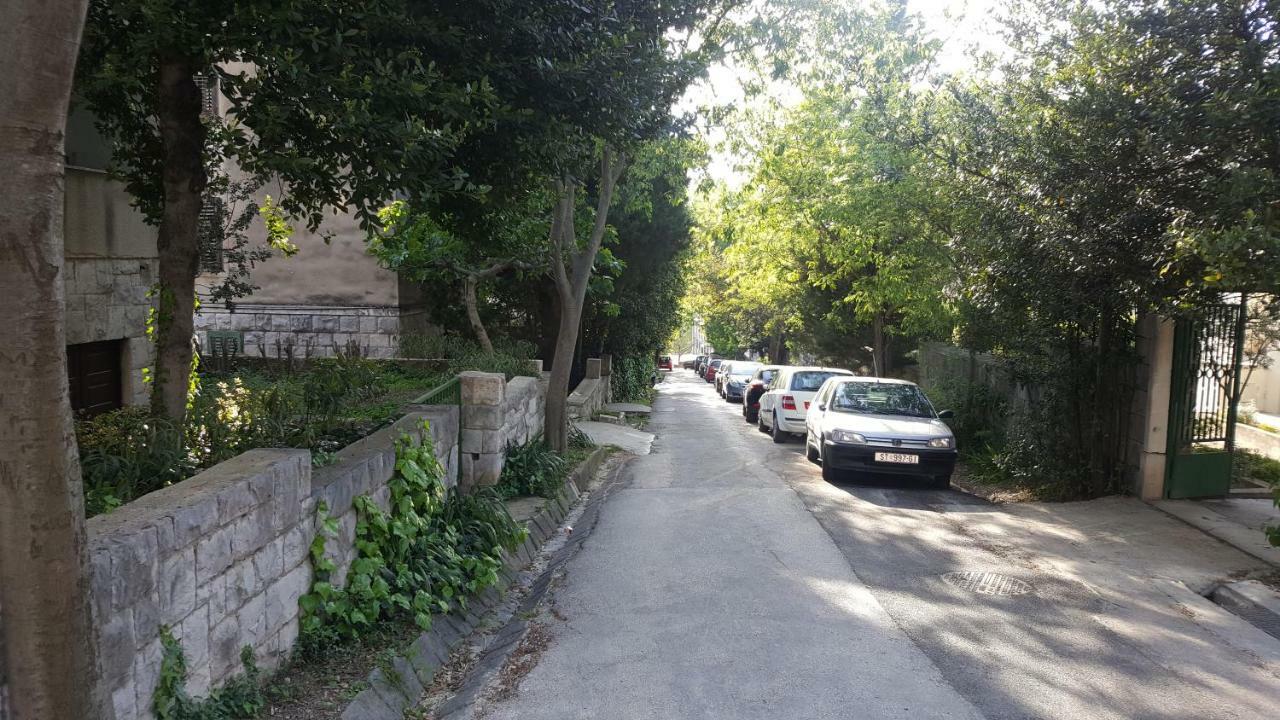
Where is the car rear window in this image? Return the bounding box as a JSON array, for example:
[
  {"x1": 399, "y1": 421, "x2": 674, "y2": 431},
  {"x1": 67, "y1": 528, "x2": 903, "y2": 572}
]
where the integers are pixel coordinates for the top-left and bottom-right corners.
[
  {"x1": 731, "y1": 364, "x2": 760, "y2": 377},
  {"x1": 789, "y1": 371, "x2": 846, "y2": 391}
]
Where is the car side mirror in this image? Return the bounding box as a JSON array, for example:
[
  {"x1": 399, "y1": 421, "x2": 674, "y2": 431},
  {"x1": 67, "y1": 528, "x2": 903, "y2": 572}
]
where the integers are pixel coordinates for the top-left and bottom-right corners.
[
  {"x1": 817, "y1": 402, "x2": 826, "y2": 411},
  {"x1": 937, "y1": 409, "x2": 954, "y2": 419}
]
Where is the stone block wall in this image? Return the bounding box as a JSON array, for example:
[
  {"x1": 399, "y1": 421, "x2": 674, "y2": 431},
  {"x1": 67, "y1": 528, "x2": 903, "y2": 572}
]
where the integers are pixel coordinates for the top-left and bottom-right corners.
[
  {"x1": 64, "y1": 256, "x2": 155, "y2": 406},
  {"x1": 87, "y1": 407, "x2": 458, "y2": 720},
  {"x1": 567, "y1": 357, "x2": 612, "y2": 419},
  {"x1": 194, "y1": 304, "x2": 432, "y2": 360},
  {"x1": 459, "y1": 372, "x2": 547, "y2": 490}
]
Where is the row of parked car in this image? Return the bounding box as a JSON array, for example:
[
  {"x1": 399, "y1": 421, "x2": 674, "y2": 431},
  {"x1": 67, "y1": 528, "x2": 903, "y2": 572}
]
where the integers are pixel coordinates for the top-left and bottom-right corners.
[{"x1": 689, "y1": 355, "x2": 957, "y2": 488}]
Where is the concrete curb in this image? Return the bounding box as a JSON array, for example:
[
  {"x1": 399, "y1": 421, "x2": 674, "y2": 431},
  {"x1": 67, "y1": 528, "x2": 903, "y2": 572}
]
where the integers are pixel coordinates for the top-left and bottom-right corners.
[
  {"x1": 1212, "y1": 580, "x2": 1280, "y2": 642},
  {"x1": 339, "y1": 445, "x2": 609, "y2": 720}
]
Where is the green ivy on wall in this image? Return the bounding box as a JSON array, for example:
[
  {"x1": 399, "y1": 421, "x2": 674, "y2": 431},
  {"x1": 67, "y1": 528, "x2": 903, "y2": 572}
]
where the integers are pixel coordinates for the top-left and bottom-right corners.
[{"x1": 299, "y1": 422, "x2": 525, "y2": 645}]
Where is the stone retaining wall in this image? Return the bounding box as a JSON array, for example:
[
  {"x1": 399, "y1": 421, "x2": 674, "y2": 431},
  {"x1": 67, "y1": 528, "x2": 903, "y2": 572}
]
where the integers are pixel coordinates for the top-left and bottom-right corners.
[
  {"x1": 460, "y1": 372, "x2": 547, "y2": 490},
  {"x1": 567, "y1": 356, "x2": 612, "y2": 419},
  {"x1": 1238, "y1": 423, "x2": 1280, "y2": 462},
  {"x1": 88, "y1": 408, "x2": 458, "y2": 720}
]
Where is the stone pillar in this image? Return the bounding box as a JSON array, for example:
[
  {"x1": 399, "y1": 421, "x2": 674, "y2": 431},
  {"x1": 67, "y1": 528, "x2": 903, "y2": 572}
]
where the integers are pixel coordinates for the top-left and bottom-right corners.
[
  {"x1": 599, "y1": 354, "x2": 612, "y2": 378},
  {"x1": 459, "y1": 371, "x2": 506, "y2": 491},
  {"x1": 1132, "y1": 316, "x2": 1176, "y2": 500},
  {"x1": 585, "y1": 358, "x2": 602, "y2": 380}
]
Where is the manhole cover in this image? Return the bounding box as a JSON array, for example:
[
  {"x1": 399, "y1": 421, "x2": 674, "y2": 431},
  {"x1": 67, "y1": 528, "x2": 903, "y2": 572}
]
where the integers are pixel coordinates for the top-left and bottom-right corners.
[{"x1": 942, "y1": 571, "x2": 1034, "y2": 596}]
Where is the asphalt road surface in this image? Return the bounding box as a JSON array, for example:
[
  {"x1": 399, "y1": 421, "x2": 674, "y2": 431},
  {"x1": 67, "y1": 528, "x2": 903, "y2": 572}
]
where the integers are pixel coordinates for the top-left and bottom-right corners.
[{"x1": 475, "y1": 371, "x2": 1280, "y2": 720}]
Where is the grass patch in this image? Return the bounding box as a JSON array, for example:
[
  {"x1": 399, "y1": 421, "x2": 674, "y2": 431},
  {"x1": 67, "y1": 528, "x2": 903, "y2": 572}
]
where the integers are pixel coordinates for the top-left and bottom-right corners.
[
  {"x1": 262, "y1": 618, "x2": 423, "y2": 720},
  {"x1": 1234, "y1": 449, "x2": 1280, "y2": 487}
]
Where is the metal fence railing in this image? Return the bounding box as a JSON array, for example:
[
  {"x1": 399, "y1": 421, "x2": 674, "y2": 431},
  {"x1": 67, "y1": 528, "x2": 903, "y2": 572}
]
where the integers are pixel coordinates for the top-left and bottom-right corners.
[{"x1": 412, "y1": 375, "x2": 462, "y2": 485}]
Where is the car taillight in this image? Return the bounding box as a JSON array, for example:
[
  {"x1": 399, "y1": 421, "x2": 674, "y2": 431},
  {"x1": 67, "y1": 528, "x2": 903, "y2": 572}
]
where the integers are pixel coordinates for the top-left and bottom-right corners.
[{"x1": 781, "y1": 395, "x2": 797, "y2": 410}]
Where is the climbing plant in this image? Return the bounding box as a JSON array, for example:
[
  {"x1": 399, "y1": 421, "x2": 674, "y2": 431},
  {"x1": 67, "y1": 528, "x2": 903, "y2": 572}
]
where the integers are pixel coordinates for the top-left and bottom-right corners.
[
  {"x1": 152, "y1": 627, "x2": 263, "y2": 720},
  {"x1": 299, "y1": 423, "x2": 525, "y2": 643}
]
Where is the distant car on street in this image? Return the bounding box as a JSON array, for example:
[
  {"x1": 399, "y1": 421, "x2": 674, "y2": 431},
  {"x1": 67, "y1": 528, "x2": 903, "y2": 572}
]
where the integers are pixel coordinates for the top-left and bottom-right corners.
[
  {"x1": 703, "y1": 358, "x2": 723, "y2": 383},
  {"x1": 741, "y1": 365, "x2": 782, "y2": 422},
  {"x1": 721, "y1": 361, "x2": 762, "y2": 403},
  {"x1": 757, "y1": 366, "x2": 854, "y2": 442},
  {"x1": 804, "y1": 376, "x2": 956, "y2": 488},
  {"x1": 658, "y1": 355, "x2": 673, "y2": 371},
  {"x1": 715, "y1": 360, "x2": 735, "y2": 396}
]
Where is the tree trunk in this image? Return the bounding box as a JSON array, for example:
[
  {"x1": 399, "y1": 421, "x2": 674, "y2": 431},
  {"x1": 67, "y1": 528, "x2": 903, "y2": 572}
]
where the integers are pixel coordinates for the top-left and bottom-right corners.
[
  {"x1": 545, "y1": 287, "x2": 583, "y2": 451},
  {"x1": 462, "y1": 275, "x2": 494, "y2": 354},
  {"x1": 0, "y1": 1, "x2": 103, "y2": 718},
  {"x1": 872, "y1": 310, "x2": 886, "y2": 377},
  {"x1": 150, "y1": 56, "x2": 207, "y2": 423},
  {"x1": 543, "y1": 150, "x2": 625, "y2": 451}
]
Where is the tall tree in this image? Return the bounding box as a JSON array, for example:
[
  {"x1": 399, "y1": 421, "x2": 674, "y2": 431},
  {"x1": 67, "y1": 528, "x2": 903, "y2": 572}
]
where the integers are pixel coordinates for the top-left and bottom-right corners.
[{"x1": 0, "y1": 0, "x2": 102, "y2": 717}]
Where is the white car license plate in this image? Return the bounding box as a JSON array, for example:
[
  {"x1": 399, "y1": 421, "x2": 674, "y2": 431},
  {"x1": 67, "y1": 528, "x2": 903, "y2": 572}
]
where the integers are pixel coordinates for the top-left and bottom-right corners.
[{"x1": 874, "y1": 452, "x2": 919, "y2": 464}]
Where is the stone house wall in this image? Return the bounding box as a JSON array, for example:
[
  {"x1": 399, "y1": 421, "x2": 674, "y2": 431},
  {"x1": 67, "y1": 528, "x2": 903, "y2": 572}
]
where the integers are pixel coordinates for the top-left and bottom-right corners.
[
  {"x1": 63, "y1": 167, "x2": 157, "y2": 407},
  {"x1": 194, "y1": 304, "x2": 431, "y2": 360},
  {"x1": 88, "y1": 408, "x2": 458, "y2": 720}
]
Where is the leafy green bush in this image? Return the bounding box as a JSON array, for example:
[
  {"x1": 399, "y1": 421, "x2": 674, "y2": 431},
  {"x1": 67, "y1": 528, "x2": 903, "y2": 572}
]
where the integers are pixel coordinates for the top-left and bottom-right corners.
[
  {"x1": 77, "y1": 408, "x2": 191, "y2": 516},
  {"x1": 926, "y1": 379, "x2": 1008, "y2": 451},
  {"x1": 611, "y1": 355, "x2": 657, "y2": 404},
  {"x1": 77, "y1": 358, "x2": 442, "y2": 516},
  {"x1": 496, "y1": 439, "x2": 569, "y2": 499},
  {"x1": 299, "y1": 426, "x2": 525, "y2": 640},
  {"x1": 400, "y1": 333, "x2": 539, "y2": 379}
]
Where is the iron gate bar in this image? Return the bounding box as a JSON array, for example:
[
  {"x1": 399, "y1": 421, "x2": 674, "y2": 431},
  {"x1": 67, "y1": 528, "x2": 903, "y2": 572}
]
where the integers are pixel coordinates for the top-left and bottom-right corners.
[{"x1": 1165, "y1": 299, "x2": 1247, "y2": 499}]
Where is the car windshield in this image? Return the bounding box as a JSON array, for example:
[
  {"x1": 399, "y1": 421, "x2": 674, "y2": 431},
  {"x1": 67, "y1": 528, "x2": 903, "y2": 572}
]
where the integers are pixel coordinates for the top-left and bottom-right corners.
[
  {"x1": 789, "y1": 371, "x2": 847, "y2": 391},
  {"x1": 829, "y1": 382, "x2": 936, "y2": 419}
]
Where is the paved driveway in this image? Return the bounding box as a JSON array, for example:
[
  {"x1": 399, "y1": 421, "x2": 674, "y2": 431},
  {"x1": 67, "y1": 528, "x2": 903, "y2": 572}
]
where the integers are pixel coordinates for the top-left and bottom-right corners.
[{"x1": 477, "y1": 371, "x2": 1280, "y2": 719}]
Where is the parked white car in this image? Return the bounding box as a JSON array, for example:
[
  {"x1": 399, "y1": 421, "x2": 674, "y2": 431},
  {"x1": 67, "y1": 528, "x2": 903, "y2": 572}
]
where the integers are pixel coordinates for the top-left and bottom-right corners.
[
  {"x1": 804, "y1": 376, "x2": 956, "y2": 488},
  {"x1": 757, "y1": 366, "x2": 854, "y2": 442}
]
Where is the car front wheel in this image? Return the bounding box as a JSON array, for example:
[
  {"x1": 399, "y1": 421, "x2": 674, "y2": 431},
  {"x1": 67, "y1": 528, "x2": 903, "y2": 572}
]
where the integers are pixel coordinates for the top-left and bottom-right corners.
[
  {"x1": 931, "y1": 474, "x2": 952, "y2": 490},
  {"x1": 805, "y1": 434, "x2": 820, "y2": 463}
]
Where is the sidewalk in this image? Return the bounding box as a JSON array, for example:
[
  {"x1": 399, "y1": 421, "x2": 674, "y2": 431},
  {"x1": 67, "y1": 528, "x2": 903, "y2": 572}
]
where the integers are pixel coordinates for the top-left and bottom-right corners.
[{"x1": 1152, "y1": 497, "x2": 1280, "y2": 568}]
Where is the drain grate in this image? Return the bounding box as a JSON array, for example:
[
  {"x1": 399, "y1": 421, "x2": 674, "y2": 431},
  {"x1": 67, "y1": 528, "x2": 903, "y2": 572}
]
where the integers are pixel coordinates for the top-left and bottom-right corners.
[{"x1": 943, "y1": 571, "x2": 1034, "y2": 596}]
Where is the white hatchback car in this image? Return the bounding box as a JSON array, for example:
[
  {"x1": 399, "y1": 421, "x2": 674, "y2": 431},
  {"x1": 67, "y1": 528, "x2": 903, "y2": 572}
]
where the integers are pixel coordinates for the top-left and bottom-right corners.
[
  {"x1": 804, "y1": 376, "x2": 957, "y2": 488},
  {"x1": 757, "y1": 366, "x2": 854, "y2": 442}
]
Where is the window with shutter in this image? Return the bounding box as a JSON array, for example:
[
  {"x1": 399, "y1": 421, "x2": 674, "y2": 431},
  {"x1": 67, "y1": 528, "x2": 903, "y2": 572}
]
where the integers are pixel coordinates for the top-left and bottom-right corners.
[{"x1": 195, "y1": 71, "x2": 225, "y2": 274}]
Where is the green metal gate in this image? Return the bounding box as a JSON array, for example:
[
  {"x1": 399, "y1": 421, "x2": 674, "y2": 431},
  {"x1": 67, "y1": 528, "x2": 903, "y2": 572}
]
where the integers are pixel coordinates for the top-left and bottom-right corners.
[{"x1": 1165, "y1": 302, "x2": 1246, "y2": 499}]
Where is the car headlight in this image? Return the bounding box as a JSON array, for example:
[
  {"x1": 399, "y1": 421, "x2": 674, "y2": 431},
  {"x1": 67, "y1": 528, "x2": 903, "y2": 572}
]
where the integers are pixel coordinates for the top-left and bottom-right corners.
[
  {"x1": 829, "y1": 429, "x2": 867, "y2": 444},
  {"x1": 928, "y1": 437, "x2": 955, "y2": 449}
]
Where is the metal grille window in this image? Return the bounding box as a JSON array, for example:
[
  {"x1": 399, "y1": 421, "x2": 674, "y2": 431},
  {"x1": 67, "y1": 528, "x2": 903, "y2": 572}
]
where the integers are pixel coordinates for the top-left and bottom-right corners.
[
  {"x1": 195, "y1": 71, "x2": 219, "y2": 118},
  {"x1": 197, "y1": 194, "x2": 226, "y2": 273}
]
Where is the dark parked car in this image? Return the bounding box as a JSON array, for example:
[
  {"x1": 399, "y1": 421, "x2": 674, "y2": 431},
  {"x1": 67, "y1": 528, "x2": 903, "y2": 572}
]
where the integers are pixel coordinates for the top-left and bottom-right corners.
[
  {"x1": 722, "y1": 362, "x2": 762, "y2": 403},
  {"x1": 742, "y1": 365, "x2": 782, "y2": 422}
]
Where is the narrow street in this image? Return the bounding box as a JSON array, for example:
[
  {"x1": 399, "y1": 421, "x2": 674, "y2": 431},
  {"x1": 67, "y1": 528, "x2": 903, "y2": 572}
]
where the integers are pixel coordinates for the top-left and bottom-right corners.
[{"x1": 475, "y1": 372, "x2": 1280, "y2": 719}]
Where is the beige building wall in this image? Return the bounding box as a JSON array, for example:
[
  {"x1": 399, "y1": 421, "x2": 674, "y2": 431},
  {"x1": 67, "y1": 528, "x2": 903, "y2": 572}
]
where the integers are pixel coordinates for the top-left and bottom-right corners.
[
  {"x1": 194, "y1": 205, "x2": 431, "y2": 359},
  {"x1": 1240, "y1": 351, "x2": 1280, "y2": 415}
]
